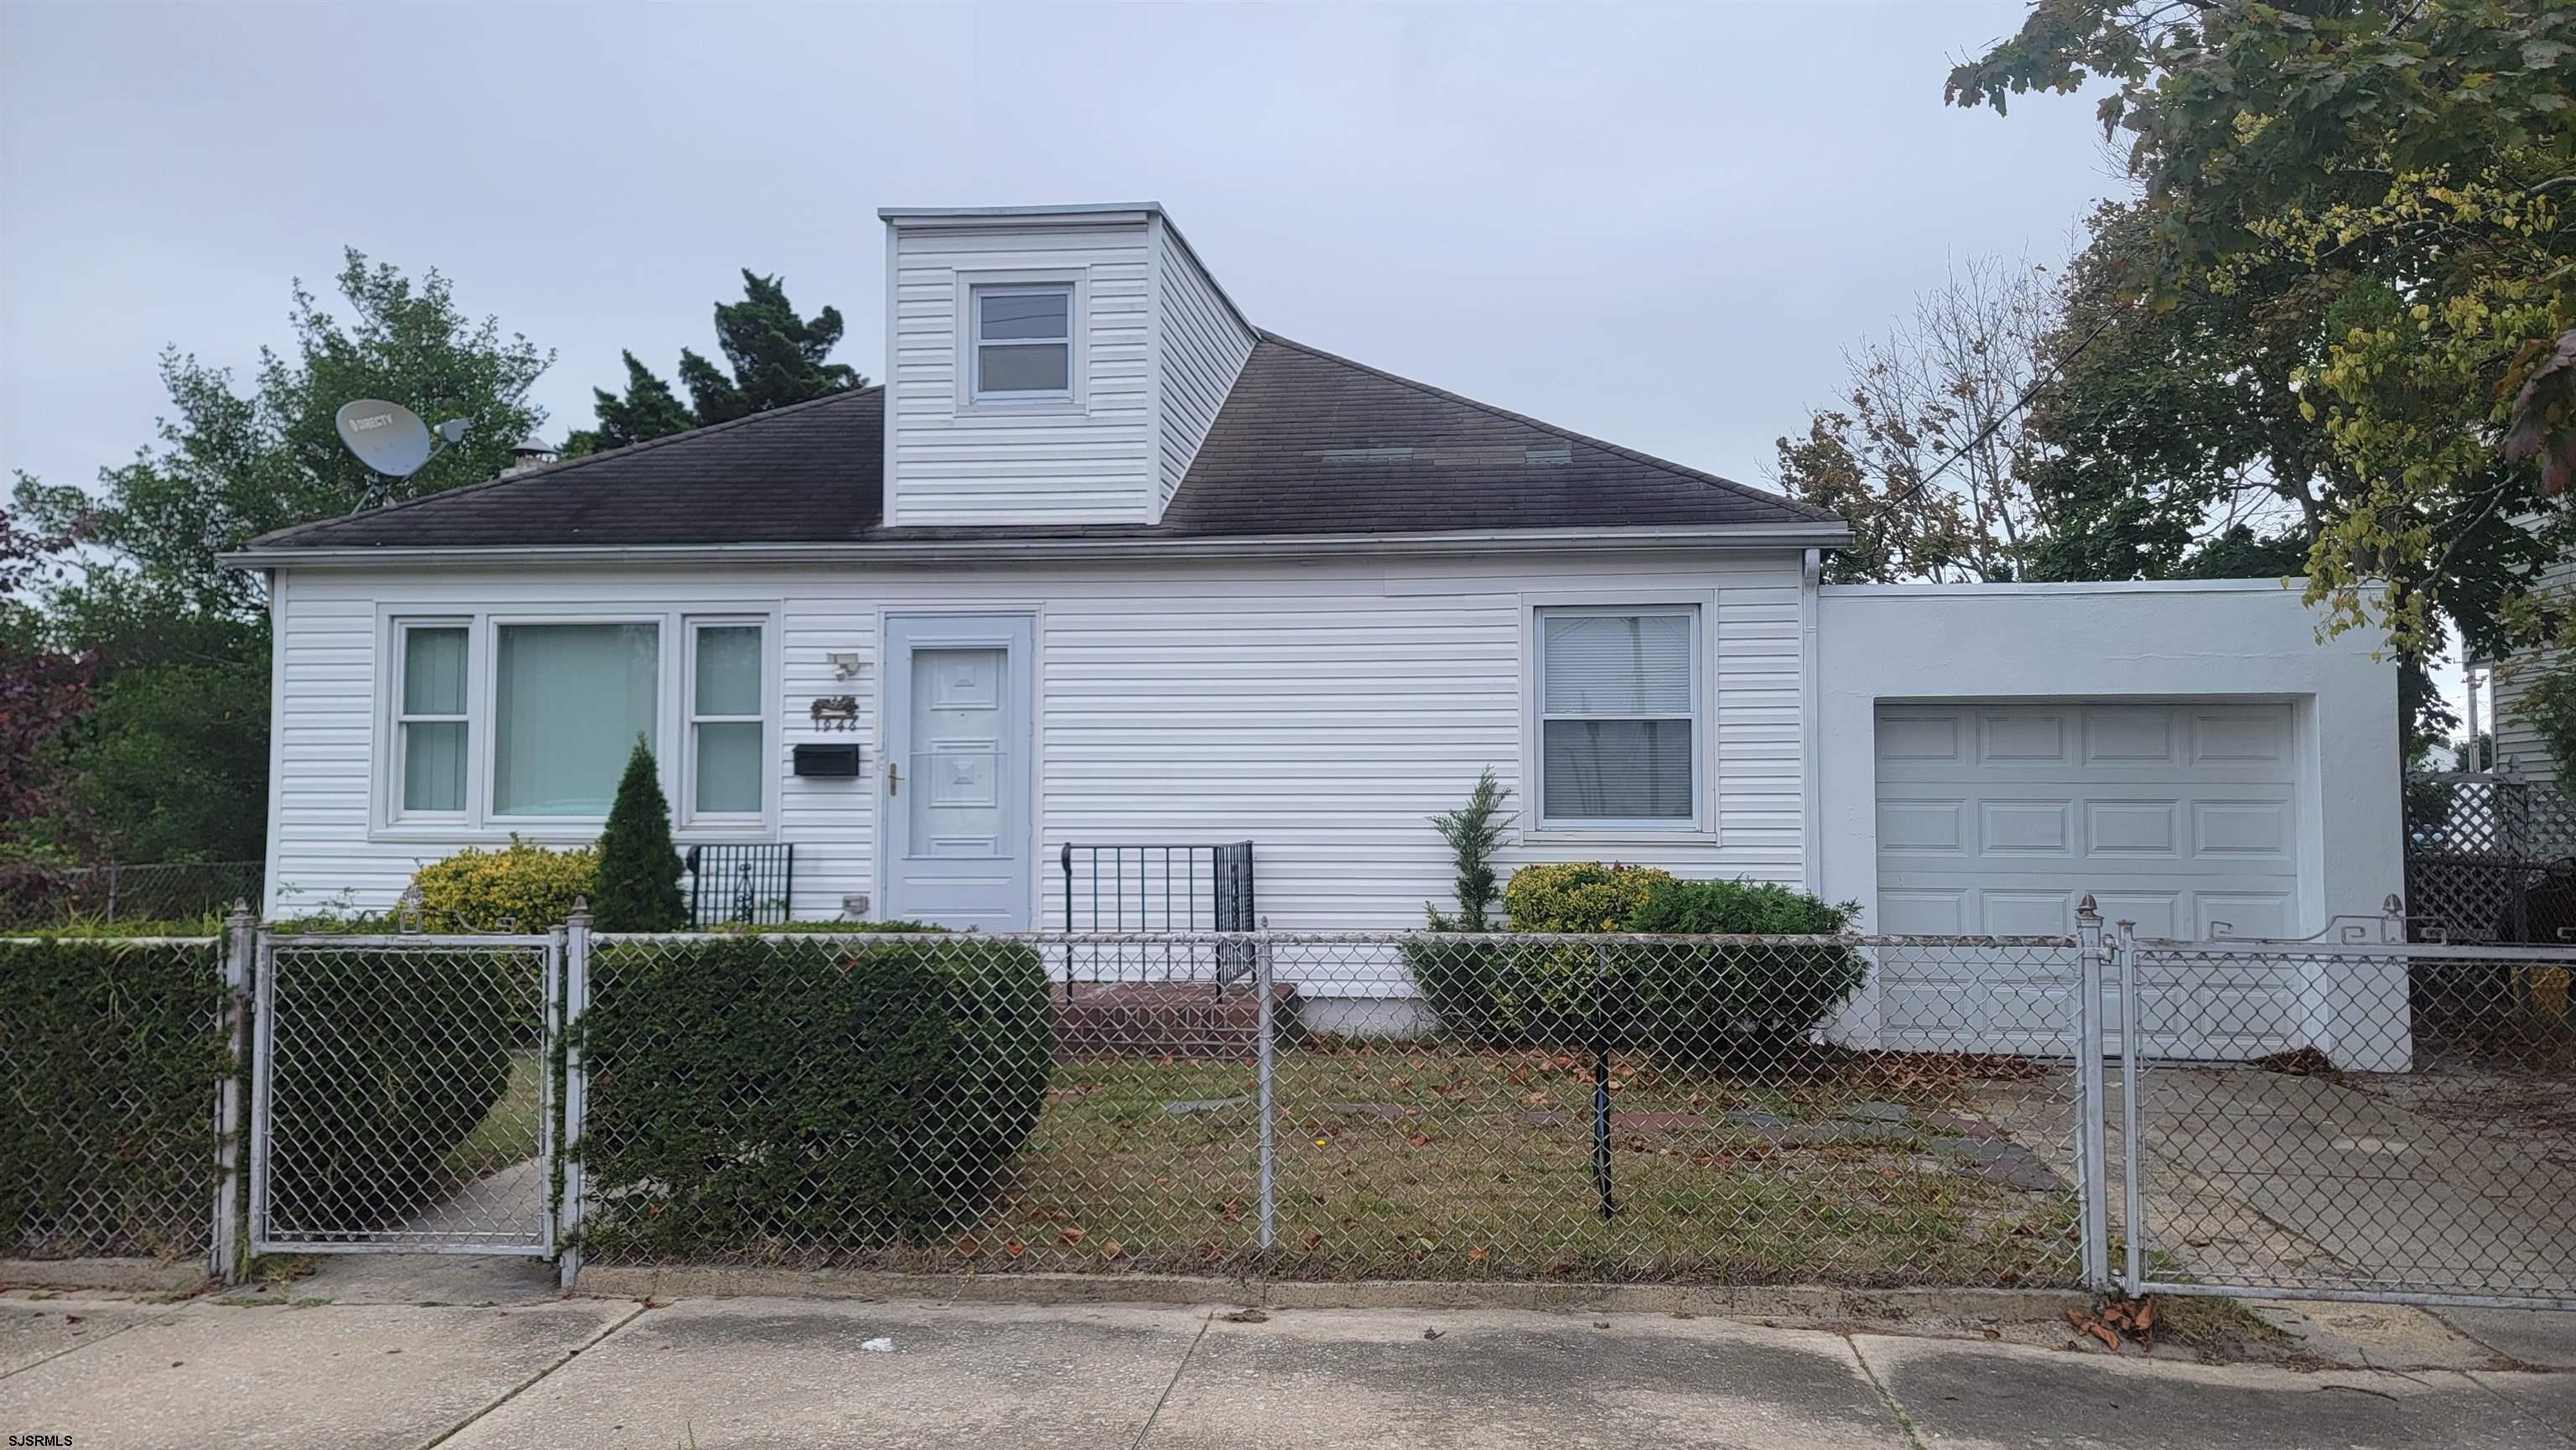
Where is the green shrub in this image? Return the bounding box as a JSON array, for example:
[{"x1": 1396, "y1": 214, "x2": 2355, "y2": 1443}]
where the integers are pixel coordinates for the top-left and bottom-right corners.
[
  {"x1": 262, "y1": 946, "x2": 521, "y2": 1234},
  {"x1": 1623, "y1": 877, "x2": 1866, "y2": 1065},
  {"x1": 575, "y1": 933, "x2": 1053, "y2": 1258},
  {"x1": 0, "y1": 939, "x2": 230, "y2": 1259},
  {"x1": 410, "y1": 838, "x2": 599, "y2": 930},
  {"x1": 591, "y1": 739, "x2": 686, "y2": 932},
  {"x1": 1501, "y1": 861, "x2": 1675, "y2": 932},
  {"x1": 1426, "y1": 863, "x2": 1864, "y2": 1063}
]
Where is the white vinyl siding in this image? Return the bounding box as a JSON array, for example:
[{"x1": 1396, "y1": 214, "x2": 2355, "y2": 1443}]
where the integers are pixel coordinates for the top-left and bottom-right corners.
[
  {"x1": 885, "y1": 219, "x2": 1155, "y2": 526},
  {"x1": 2488, "y1": 556, "x2": 2576, "y2": 787},
  {"x1": 263, "y1": 552, "x2": 1811, "y2": 944},
  {"x1": 1152, "y1": 217, "x2": 1254, "y2": 520}
]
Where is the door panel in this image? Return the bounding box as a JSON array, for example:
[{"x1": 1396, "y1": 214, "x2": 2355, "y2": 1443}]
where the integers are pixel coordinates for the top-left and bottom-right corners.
[{"x1": 881, "y1": 616, "x2": 1033, "y2": 930}]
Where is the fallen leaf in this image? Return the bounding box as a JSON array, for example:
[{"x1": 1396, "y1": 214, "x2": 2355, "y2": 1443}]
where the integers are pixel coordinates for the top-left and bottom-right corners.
[
  {"x1": 1222, "y1": 1308, "x2": 1268, "y2": 1323},
  {"x1": 1304, "y1": 1230, "x2": 1324, "y2": 1250},
  {"x1": 1467, "y1": 1247, "x2": 1488, "y2": 1261},
  {"x1": 956, "y1": 1235, "x2": 983, "y2": 1257},
  {"x1": 1422, "y1": 1328, "x2": 1443, "y2": 1340},
  {"x1": 1057, "y1": 1227, "x2": 1087, "y2": 1245},
  {"x1": 1101, "y1": 1240, "x2": 1126, "y2": 1260},
  {"x1": 1005, "y1": 1240, "x2": 1026, "y2": 1259}
]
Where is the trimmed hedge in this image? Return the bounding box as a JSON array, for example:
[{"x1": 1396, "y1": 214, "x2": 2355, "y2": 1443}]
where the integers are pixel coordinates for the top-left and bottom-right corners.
[
  {"x1": 0, "y1": 938, "x2": 229, "y2": 1259},
  {"x1": 1414, "y1": 865, "x2": 1865, "y2": 1064},
  {"x1": 575, "y1": 934, "x2": 1053, "y2": 1258},
  {"x1": 262, "y1": 945, "x2": 522, "y2": 1233}
]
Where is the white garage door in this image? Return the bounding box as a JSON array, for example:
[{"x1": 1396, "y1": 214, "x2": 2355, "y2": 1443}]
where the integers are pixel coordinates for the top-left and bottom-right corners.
[{"x1": 1873, "y1": 702, "x2": 2303, "y2": 1057}]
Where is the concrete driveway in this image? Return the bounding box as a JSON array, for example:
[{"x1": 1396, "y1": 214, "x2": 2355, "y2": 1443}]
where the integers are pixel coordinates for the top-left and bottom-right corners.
[{"x1": 3, "y1": 1287, "x2": 2571, "y2": 1449}]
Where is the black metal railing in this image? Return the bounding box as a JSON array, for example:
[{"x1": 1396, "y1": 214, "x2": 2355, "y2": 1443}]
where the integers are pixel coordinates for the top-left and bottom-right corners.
[
  {"x1": 684, "y1": 844, "x2": 794, "y2": 928},
  {"x1": 1057, "y1": 841, "x2": 1255, "y2": 1000}
]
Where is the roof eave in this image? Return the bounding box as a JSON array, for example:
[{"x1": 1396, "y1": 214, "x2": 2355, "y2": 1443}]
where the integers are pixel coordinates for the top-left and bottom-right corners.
[{"x1": 221, "y1": 522, "x2": 1853, "y2": 572}]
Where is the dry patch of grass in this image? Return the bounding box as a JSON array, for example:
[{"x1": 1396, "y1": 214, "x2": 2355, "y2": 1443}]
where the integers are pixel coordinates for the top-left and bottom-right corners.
[{"x1": 927, "y1": 1043, "x2": 2083, "y2": 1286}]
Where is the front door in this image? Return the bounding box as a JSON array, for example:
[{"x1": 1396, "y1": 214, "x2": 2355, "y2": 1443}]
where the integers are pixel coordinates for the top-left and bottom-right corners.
[{"x1": 880, "y1": 613, "x2": 1035, "y2": 930}]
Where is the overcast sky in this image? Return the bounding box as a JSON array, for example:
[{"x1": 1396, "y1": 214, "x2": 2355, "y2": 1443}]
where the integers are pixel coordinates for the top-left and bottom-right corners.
[{"x1": 2, "y1": 0, "x2": 2129, "y2": 499}]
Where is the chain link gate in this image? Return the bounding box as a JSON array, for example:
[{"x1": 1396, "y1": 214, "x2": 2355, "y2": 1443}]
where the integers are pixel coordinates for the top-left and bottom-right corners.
[
  {"x1": 249, "y1": 932, "x2": 561, "y2": 1256},
  {"x1": 2109, "y1": 922, "x2": 2576, "y2": 1310}
]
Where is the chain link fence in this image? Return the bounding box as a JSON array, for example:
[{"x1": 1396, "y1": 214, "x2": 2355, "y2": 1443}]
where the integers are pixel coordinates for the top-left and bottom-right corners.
[
  {"x1": 0, "y1": 860, "x2": 263, "y2": 932},
  {"x1": 0, "y1": 936, "x2": 233, "y2": 1261},
  {"x1": 569, "y1": 929, "x2": 2089, "y2": 1287},
  {"x1": 2118, "y1": 932, "x2": 2576, "y2": 1308},
  {"x1": 251, "y1": 934, "x2": 556, "y2": 1254}
]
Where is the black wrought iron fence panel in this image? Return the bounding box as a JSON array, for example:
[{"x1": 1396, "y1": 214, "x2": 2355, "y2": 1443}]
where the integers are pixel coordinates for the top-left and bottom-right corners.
[
  {"x1": 569, "y1": 929, "x2": 2086, "y2": 1287},
  {"x1": 0, "y1": 936, "x2": 230, "y2": 1261},
  {"x1": 684, "y1": 844, "x2": 793, "y2": 928},
  {"x1": 2118, "y1": 933, "x2": 2576, "y2": 1308}
]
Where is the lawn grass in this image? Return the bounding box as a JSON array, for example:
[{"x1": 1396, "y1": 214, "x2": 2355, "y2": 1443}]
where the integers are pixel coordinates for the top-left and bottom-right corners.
[
  {"x1": 917, "y1": 1042, "x2": 2082, "y2": 1286},
  {"x1": 444, "y1": 1050, "x2": 543, "y2": 1187}
]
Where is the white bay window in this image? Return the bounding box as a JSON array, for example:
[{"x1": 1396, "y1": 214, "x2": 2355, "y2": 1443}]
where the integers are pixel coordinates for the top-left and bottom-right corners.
[{"x1": 1535, "y1": 605, "x2": 1701, "y2": 829}]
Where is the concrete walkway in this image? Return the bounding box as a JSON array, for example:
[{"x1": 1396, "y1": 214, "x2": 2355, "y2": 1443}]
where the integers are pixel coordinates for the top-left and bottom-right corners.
[{"x1": 3, "y1": 1287, "x2": 2571, "y2": 1448}]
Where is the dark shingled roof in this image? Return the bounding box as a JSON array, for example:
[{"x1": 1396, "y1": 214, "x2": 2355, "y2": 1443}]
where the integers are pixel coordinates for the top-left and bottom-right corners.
[{"x1": 247, "y1": 334, "x2": 1837, "y2": 553}]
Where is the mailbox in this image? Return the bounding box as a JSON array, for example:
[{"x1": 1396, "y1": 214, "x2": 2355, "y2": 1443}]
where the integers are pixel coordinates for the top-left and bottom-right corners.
[{"x1": 792, "y1": 743, "x2": 865, "y2": 778}]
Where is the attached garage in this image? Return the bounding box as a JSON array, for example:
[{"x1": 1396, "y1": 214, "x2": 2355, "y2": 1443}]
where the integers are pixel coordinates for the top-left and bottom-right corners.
[{"x1": 1868, "y1": 701, "x2": 2305, "y2": 1058}]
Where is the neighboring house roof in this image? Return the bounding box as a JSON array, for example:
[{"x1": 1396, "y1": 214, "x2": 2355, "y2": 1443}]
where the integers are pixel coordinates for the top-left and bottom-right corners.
[{"x1": 240, "y1": 333, "x2": 1841, "y2": 555}]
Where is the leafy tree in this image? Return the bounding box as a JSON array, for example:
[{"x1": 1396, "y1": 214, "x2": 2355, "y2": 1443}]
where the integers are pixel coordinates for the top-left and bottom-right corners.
[
  {"x1": 591, "y1": 739, "x2": 686, "y2": 932},
  {"x1": 14, "y1": 251, "x2": 549, "y2": 618},
  {"x1": 564, "y1": 272, "x2": 862, "y2": 455},
  {"x1": 1772, "y1": 258, "x2": 2064, "y2": 582},
  {"x1": 0, "y1": 507, "x2": 92, "y2": 850},
  {"x1": 9, "y1": 252, "x2": 548, "y2": 862},
  {"x1": 1945, "y1": 0, "x2": 2576, "y2": 662}
]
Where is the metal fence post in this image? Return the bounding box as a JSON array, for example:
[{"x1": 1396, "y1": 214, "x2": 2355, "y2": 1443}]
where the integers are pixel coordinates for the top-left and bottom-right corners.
[
  {"x1": 558, "y1": 901, "x2": 590, "y2": 1291},
  {"x1": 210, "y1": 901, "x2": 254, "y2": 1283},
  {"x1": 1254, "y1": 928, "x2": 1276, "y2": 1255},
  {"x1": 2116, "y1": 917, "x2": 2142, "y2": 1296},
  {"x1": 2075, "y1": 896, "x2": 2112, "y2": 1294}
]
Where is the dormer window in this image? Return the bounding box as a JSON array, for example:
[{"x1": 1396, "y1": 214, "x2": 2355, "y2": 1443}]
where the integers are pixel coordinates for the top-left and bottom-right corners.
[{"x1": 972, "y1": 284, "x2": 1072, "y2": 400}]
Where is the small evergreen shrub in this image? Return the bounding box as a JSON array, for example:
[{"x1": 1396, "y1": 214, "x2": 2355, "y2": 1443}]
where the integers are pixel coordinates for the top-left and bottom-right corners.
[
  {"x1": 262, "y1": 945, "x2": 519, "y2": 1233},
  {"x1": 0, "y1": 939, "x2": 229, "y2": 1258},
  {"x1": 575, "y1": 933, "x2": 1054, "y2": 1258},
  {"x1": 591, "y1": 739, "x2": 686, "y2": 932},
  {"x1": 409, "y1": 837, "x2": 600, "y2": 930},
  {"x1": 1405, "y1": 770, "x2": 1519, "y2": 1042}
]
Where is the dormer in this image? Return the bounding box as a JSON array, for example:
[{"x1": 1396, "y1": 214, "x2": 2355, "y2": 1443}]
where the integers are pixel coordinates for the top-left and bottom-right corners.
[{"x1": 878, "y1": 202, "x2": 1256, "y2": 528}]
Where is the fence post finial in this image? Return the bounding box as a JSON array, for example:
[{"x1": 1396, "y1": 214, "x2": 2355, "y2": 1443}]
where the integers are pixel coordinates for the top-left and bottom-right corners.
[
  {"x1": 2075, "y1": 893, "x2": 2099, "y2": 922},
  {"x1": 569, "y1": 896, "x2": 591, "y2": 927},
  {"x1": 226, "y1": 897, "x2": 253, "y2": 929}
]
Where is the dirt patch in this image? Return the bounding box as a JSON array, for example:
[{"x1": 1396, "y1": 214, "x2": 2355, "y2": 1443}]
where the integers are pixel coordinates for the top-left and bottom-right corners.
[{"x1": 2345, "y1": 1043, "x2": 2576, "y2": 1172}]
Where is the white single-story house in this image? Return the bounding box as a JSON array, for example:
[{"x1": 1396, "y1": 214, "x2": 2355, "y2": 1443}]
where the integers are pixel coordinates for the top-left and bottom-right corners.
[{"x1": 226, "y1": 201, "x2": 2406, "y2": 1063}]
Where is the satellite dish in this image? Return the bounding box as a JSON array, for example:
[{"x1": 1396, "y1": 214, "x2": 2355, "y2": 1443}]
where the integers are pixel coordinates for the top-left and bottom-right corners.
[{"x1": 334, "y1": 399, "x2": 436, "y2": 479}]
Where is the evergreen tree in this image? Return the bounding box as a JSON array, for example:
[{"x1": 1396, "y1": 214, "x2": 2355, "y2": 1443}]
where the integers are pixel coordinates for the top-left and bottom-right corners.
[
  {"x1": 564, "y1": 272, "x2": 860, "y2": 455},
  {"x1": 590, "y1": 738, "x2": 686, "y2": 931}
]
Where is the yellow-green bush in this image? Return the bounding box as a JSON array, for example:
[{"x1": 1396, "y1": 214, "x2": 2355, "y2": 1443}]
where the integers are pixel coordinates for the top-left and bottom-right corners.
[
  {"x1": 409, "y1": 838, "x2": 599, "y2": 930},
  {"x1": 1500, "y1": 861, "x2": 1674, "y2": 932}
]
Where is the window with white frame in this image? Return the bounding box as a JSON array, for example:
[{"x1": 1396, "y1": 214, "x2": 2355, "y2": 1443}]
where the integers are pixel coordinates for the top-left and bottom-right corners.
[
  {"x1": 491, "y1": 621, "x2": 660, "y2": 818},
  {"x1": 688, "y1": 622, "x2": 765, "y2": 818},
  {"x1": 395, "y1": 623, "x2": 468, "y2": 815},
  {"x1": 1535, "y1": 605, "x2": 1701, "y2": 827},
  {"x1": 971, "y1": 284, "x2": 1072, "y2": 399}
]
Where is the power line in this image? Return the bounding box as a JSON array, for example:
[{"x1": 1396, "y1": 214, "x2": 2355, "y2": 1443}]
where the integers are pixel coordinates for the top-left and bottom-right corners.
[{"x1": 1885, "y1": 308, "x2": 2123, "y2": 509}]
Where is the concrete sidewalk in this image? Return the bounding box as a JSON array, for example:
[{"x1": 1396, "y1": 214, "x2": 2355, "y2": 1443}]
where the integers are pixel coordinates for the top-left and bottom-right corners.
[{"x1": 2, "y1": 1289, "x2": 2570, "y2": 1449}]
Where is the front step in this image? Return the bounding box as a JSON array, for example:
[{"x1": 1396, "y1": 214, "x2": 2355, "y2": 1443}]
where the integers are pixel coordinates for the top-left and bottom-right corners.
[{"x1": 1054, "y1": 981, "x2": 1299, "y2": 1059}]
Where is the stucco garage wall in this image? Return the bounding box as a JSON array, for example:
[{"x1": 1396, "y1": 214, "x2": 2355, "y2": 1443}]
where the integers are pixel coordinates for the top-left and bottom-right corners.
[{"x1": 1816, "y1": 579, "x2": 2407, "y2": 1068}]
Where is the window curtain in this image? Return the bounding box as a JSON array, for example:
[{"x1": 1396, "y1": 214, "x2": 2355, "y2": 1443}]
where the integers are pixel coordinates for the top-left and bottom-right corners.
[
  {"x1": 1540, "y1": 612, "x2": 1695, "y2": 820},
  {"x1": 400, "y1": 627, "x2": 466, "y2": 813},
  {"x1": 693, "y1": 626, "x2": 762, "y2": 814},
  {"x1": 493, "y1": 623, "x2": 658, "y2": 816}
]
